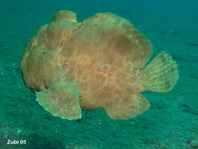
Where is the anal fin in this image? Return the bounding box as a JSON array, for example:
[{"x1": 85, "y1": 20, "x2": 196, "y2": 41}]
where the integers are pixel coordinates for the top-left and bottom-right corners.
[{"x1": 104, "y1": 94, "x2": 150, "y2": 119}]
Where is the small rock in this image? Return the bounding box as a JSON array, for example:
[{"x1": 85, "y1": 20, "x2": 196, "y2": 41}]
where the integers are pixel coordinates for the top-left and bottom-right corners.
[
  {"x1": 17, "y1": 130, "x2": 21, "y2": 134},
  {"x1": 188, "y1": 137, "x2": 198, "y2": 149}
]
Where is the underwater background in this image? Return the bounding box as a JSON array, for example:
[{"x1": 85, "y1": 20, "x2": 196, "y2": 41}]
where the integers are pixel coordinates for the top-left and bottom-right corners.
[{"x1": 0, "y1": 0, "x2": 197, "y2": 148}]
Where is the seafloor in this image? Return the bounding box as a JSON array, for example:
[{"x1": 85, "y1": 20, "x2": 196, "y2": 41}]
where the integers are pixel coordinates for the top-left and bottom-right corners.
[{"x1": 0, "y1": 0, "x2": 197, "y2": 149}]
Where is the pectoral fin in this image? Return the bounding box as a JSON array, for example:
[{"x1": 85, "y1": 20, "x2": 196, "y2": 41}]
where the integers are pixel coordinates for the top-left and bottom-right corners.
[{"x1": 35, "y1": 76, "x2": 82, "y2": 120}]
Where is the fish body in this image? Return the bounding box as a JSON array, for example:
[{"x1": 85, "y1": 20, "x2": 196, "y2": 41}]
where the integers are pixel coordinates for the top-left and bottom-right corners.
[{"x1": 21, "y1": 10, "x2": 178, "y2": 120}]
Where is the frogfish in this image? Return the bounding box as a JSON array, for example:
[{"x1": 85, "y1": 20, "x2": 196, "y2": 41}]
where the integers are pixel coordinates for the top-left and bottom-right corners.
[{"x1": 21, "y1": 10, "x2": 179, "y2": 120}]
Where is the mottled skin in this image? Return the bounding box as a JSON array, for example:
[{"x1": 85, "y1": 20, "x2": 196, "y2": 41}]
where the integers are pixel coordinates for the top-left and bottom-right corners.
[{"x1": 21, "y1": 10, "x2": 178, "y2": 120}]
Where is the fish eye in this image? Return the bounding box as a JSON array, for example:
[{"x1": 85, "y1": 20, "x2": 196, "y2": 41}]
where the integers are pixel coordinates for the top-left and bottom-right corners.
[{"x1": 31, "y1": 40, "x2": 37, "y2": 46}]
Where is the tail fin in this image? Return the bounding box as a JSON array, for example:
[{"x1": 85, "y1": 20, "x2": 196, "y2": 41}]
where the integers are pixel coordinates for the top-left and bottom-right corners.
[{"x1": 141, "y1": 51, "x2": 179, "y2": 92}]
